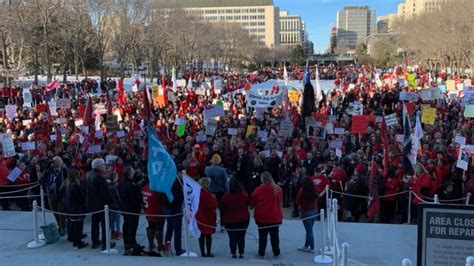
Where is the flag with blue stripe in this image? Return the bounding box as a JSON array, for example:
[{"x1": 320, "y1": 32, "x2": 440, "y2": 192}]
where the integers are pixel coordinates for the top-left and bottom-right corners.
[{"x1": 147, "y1": 125, "x2": 177, "y2": 201}]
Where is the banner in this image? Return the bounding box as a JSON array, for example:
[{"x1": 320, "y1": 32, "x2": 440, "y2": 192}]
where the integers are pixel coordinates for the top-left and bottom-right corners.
[
  {"x1": 246, "y1": 89, "x2": 283, "y2": 108},
  {"x1": 183, "y1": 175, "x2": 201, "y2": 239},
  {"x1": 421, "y1": 107, "x2": 436, "y2": 125},
  {"x1": 147, "y1": 125, "x2": 177, "y2": 201},
  {"x1": 351, "y1": 115, "x2": 373, "y2": 134}
]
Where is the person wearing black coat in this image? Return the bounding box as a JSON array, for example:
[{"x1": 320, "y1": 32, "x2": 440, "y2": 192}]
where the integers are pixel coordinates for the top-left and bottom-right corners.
[
  {"x1": 118, "y1": 167, "x2": 143, "y2": 252},
  {"x1": 85, "y1": 158, "x2": 114, "y2": 250},
  {"x1": 164, "y1": 168, "x2": 186, "y2": 256},
  {"x1": 63, "y1": 169, "x2": 88, "y2": 249}
]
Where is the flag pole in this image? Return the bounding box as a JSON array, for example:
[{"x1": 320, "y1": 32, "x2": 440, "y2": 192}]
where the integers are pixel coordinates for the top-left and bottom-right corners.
[{"x1": 175, "y1": 175, "x2": 198, "y2": 258}]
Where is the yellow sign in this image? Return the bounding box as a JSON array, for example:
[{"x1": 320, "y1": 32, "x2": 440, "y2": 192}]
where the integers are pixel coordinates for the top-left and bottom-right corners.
[
  {"x1": 288, "y1": 89, "x2": 300, "y2": 103},
  {"x1": 446, "y1": 80, "x2": 455, "y2": 92},
  {"x1": 246, "y1": 125, "x2": 256, "y2": 138},
  {"x1": 151, "y1": 85, "x2": 160, "y2": 106},
  {"x1": 421, "y1": 106, "x2": 436, "y2": 125}
]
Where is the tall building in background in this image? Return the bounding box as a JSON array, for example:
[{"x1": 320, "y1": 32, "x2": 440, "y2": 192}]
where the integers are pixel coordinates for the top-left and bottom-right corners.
[
  {"x1": 396, "y1": 0, "x2": 450, "y2": 19},
  {"x1": 335, "y1": 6, "x2": 375, "y2": 53},
  {"x1": 329, "y1": 27, "x2": 337, "y2": 53},
  {"x1": 279, "y1": 11, "x2": 302, "y2": 49},
  {"x1": 301, "y1": 22, "x2": 314, "y2": 55},
  {"x1": 157, "y1": 0, "x2": 280, "y2": 47}
]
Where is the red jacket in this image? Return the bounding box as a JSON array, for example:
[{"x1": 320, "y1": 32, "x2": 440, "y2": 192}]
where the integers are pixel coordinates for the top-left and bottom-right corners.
[
  {"x1": 383, "y1": 177, "x2": 400, "y2": 201},
  {"x1": 408, "y1": 173, "x2": 432, "y2": 205},
  {"x1": 195, "y1": 188, "x2": 218, "y2": 235},
  {"x1": 312, "y1": 175, "x2": 330, "y2": 194},
  {"x1": 251, "y1": 183, "x2": 283, "y2": 224},
  {"x1": 220, "y1": 191, "x2": 250, "y2": 225}
]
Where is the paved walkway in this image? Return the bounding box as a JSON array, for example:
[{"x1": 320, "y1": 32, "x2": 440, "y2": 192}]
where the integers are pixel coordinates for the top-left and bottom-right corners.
[{"x1": 0, "y1": 211, "x2": 416, "y2": 266}]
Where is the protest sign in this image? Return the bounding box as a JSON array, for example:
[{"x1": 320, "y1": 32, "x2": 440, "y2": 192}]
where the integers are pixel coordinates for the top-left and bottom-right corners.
[
  {"x1": 347, "y1": 102, "x2": 363, "y2": 116},
  {"x1": 446, "y1": 80, "x2": 455, "y2": 92},
  {"x1": 21, "y1": 141, "x2": 36, "y2": 151},
  {"x1": 106, "y1": 115, "x2": 119, "y2": 133},
  {"x1": 279, "y1": 120, "x2": 293, "y2": 137},
  {"x1": 56, "y1": 98, "x2": 71, "y2": 109},
  {"x1": 307, "y1": 125, "x2": 326, "y2": 139},
  {"x1": 385, "y1": 113, "x2": 398, "y2": 127},
  {"x1": 2, "y1": 136, "x2": 15, "y2": 157},
  {"x1": 6, "y1": 167, "x2": 22, "y2": 182},
  {"x1": 6, "y1": 105, "x2": 16, "y2": 121},
  {"x1": 396, "y1": 134, "x2": 404, "y2": 142},
  {"x1": 257, "y1": 130, "x2": 268, "y2": 140},
  {"x1": 177, "y1": 124, "x2": 186, "y2": 137},
  {"x1": 22, "y1": 89, "x2": 32, "y2": 107},
  {"x1": 246, "y1": 125, "x2": 256, "y2": 138},
  {"x1": 105, "y1": 155, "x2": 118, "y2": 166},
  {"x1": 196, "y1": 134, "x2": 207, "y2": 143},
  {"x1": 95, "y1": 130, "x2": 103, "y2": 138},
  {"x1": 325, "y1": 122, "x2": 334, "y2": 135},
  {"x1": 205, "y1": 120, "x2": 217, "y2": 136},
  {"x1": 454, "y1": 135, "x2": 466, "y2": 146},
  {"x1": 175, "y1": 118, "x2": 185, "y2": 126},
  {"x1": 351, "y1": 115, "x2": 373, "y2": 134},
  {"x1": 116, "y1": 130, "x2": 125, "y2": 138},
  {"x1": 399, "y1": 92, "x2": 420, "y2": 102},
  {"x1": 246, "y1": 89, "x2": 283, "y2": 108},
  {"x1": 49, "y1": 100, "x2": 58, "y2": 116},
  {"x1": 335, "y1": 128, "x2": 345, "y2": 135},
  {"x1": 421, "y1": 107, "x2": 436, "y2": 125},
  {"x1": 288, "y1": 89, "x2": 299, "y2": 103},
  {"x1": 329, "y1": 140, "x2": 343, "y2": 149},
  {"x1": 227, "y1": 128, "x2": 238, "y2": 136},
  {"x1": 203, "y1": 105, "x2": 225, "y2": 121},
  {"x1": 464, "y1": 105, "x2": 474, "y2": 118},
  {"x1": 88, "y1": 145, "x2": 101, "y2": 154},
  {"x1": 214, "y1": 79, "x2": 223, "y2": 93},
  {"x1": 50, "y1": 135, "x2": 57, "y2": 142},
  {"x1": 456, "y1": 145, "x2": 469, "y2": 170},
  {"x1": 176, "y1": 79, "x2": 186, "y2": 87},
  {"x1": 22, "y1": 119, "x2": 32, "y2": 126}
]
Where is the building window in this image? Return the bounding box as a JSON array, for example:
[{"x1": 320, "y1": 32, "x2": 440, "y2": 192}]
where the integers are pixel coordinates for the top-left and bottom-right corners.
[
  {"x1": 258, "y1": 8, "x2": 265, "y2": 13},
  {"x1": 219, "y1": 16, "x2": 225, "y2": 20},
  {"x1": 258, "y1": 28, "x2": 265, "y2": 33},
  {"x1": 226, "y1": 16, "x2": 232, "y2": 20},
  {"x1": 242, "y1": 9, "x2": 249, "y2": 13},
  {"x1": 226, "y1": 9, "x2": 232, "y2": 14},
  {"x1": 258, "y1": 22, "x2": 265, "y2": 26},
  {"x1": 241, "y1": 22, "x2": 249, "y2": 26},
  {"x1": 234, "y1": 16, "x2": 241, "y2": 20},
  {"x1": 250, "y1": 15, "x2": 257, "y2": 20},
  {"x1": 242, "y1": 15, "x2": 249, "y2": 20},
  {"x1": 257, "y1": 15, "x2": 265, "y2": 19},
  {"x1": 250, "y1": 9, "x2": 257, "y2": 13},
  {"x1": 234, "y1": 9, "x2": 241, "y2": 13}
]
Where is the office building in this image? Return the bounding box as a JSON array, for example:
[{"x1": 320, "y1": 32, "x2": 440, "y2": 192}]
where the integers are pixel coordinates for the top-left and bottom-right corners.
[
  {"x1": 397, "y1": 0, "x2": 450, "y2": 19},
  {"x1": 329, "y1": 27, "x2": 337, "y2": 53},
  {"x1": 335, "y1": 6, "x2": 376, "y2": 53},
  {"x1": 279, "y1": 11, "x2": 302, "y2": 49},
  {"x1": 155, "y1": 0, "x2": 280, "y2": 47}
]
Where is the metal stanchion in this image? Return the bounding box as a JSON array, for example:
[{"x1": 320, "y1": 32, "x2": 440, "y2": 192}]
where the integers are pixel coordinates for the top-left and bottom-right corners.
[
  {"x1": 314, "y1": 209, "x2": 332, "y2": 264},
  {"x1": 407, "y1": 189, "x2": 412, "y2": 224},
  {"x1": 332, "y1": 198, "x2": 338, "y2": 241},
  {"x1": 27, "y1": 200, "x2": 46, "y2": 248},
  {"x1": 180, "y1": 212, "x2": 197, "y2": 257},
  {"x1": 326, "y1": 186, "x2": 334, "y2": 255},
  {"x1": 341, "y1": 243, "x2": 349, "y2": 266},
  {"x1": 466, "y1": 193, "x2": 472, "y2": 206},
  {"x1": 101, "y1": 205, "x2": 118, "y2": 254},
  {"x1": 332, "y1": 199, "x2": 338, "y2": 266},
  {"x1": 434, "y1": 194, "x2": 439, "y2": 204},
  {"x1": 39, "y1": 187, "x2": 46, "y2": 240},
  {"x1": 402, "y1": 258, "x2": 413, "y2": 266}
]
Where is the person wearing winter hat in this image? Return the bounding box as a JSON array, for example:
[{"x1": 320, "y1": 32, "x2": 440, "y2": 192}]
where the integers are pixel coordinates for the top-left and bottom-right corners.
[{"x1": 204, "y1": 154, "x2": 228, "y2": 203}]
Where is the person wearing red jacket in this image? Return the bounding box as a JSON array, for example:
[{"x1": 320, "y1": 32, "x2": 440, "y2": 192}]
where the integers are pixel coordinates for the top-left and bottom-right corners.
[
  {"x1": 312, "y1": 166, "x2": 330, "y2": 210},
  {"x1": 407, "y1": 165, "x2": 432, "y2": 222},
  {"x1": 220, "y1": 178, "x2": 250, "y2": 258},
  {"x1": 380, "y1": 167, "x2": 400, "y2": 223},
  {"x1": 142, "y1": 183, "x2": 166, "y2": 254},
  {"x1": 251, "y1": 172, "x2": 283, "y2": 258},
  {"x1": 195, "y1": 177, "x2": 218, "y2": 257},
  {"x1": 0, "y1": 156, "x2": 12, "y2": 210}
]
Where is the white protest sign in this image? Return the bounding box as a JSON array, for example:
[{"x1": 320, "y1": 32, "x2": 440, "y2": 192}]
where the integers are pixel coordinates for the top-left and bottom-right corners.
[
  {"x1": 7, "y1": 167, "x2": 22, "y2": 182},
  {"x1": 326, "y1": 122, "x2": 334, "y2": 135},
  {"x1": 21, "y1": 141, "x2": 36, "y2": 151},
  {"x1": 56, "y1": 98, "x2": 71, "y2": 109},
  {"x1": 399, "y1": 92, "x2": 420, "y2": 102},
  {"x1": 455, "y1": 135, "x2": 466, "y2": 146},
  {"x1": 227, "y1": 128, "x2": 238, "y2": 136},
  {"x1": 116, "y1": 130, "x2": 125, "y2": 138},
  {"x1": 347, "y1": 102, "x2": 363, "y2": 116},
  {"x1": 87, "y1": 145, "x2": 101, "y2": 154},
  {"x1": 175, "y1": 118, "x2": 185, "y2": 126},
  {"x1": 385, "y1": 113, "x2": 398, "y2": 127},
  {"x1": 246, "y1": 89, "x2": 283, "y2": 108},
  {"x1": 329, "y1": 140, "x2": 343, "y2": 149},
  {"x1": 2, "y1": 136, "x2": 16, "y2": 157},
  {"x1": 335, "y1": 148, "x2": 342, "y2": 158},
  {"x1": 105, "y1": 155, "x2": 118, "y2": 165},
  {"x1": 257, "y1": 130, "x2": 268, "y2": 140},
  {"x1": 22, "y1": 119, "x2": 32, "y2": 126},
  {"x1": 279, "y1": 120, "x2": 293, "y2": 138},
  {"x1": 203, "y1": 105, "x2": 225, "y2": 121},
  {"x1": 6, "y1": 105, "x2": 16, "y2": 121},
  {"x1": 205, "y1": 120, "x2": 217, "y2": 136},
  {"x1": 22, "y1": 89, "x2": 32, "y2": 107},
  {"x1": 456, "y1": 145, "x2": 469, "y2": 171},
  {"x1": 214, "y1": 79, "x2": 223, "y2": 93},
  {"x1": 176, "y1": 79, "x2": 187, "y2": 88},
  {"x1": 75, "y1": 119, "x2": 83, "y2": 127},
  {"x1": 396, "y1": 134, "x2": 404, "y2": 142},
  {"x1": 49, "y1": 101, "x2": 57, "y2": 117},
  {"x1": 335, "y1": 128, "x2": 345, "y2": 135},
  {"x1": 95, "y1": 130, "x2": 103, "y2": 138},
  {"x1": 50, "y1": 135, "x2": 57, "y2": 141},
  {"x1": 196, "y1": 134, "x2": 207, "y2": 142}
]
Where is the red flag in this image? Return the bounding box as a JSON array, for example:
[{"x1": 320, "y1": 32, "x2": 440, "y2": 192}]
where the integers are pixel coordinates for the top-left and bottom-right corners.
[
  {"x1": 42, "y1": 99, "x2": 51, "y2": 142},
  {"x1": 161, "y1": 78, "x2": 168, "y2": 105},
  {"x1": 45, "y1": 80, "x2": 59, "y2": 92},
  {"x1": 83, "y1": 97, "x2": 93, "y2": 127},
  {"x1": 367, "y1": 158, "x2": 380, "y2": 219},
  {"x1": 117, "y1": 80, "x2": 126, "y2": 105},
  {"x1": 55, "y1": 125, "x2": 62, "y2": 151},
  {"x1": 143, "y1": 88, "x2": 152, "y2": 121},
  {"x1": 244, "y1": 80, "x2": 252, "y2": 91}
]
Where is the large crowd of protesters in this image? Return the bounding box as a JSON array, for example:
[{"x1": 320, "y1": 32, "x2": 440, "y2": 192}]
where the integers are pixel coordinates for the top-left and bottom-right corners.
[{"x1": 0, "y1": 64, "x2": 473, "y2": 258}]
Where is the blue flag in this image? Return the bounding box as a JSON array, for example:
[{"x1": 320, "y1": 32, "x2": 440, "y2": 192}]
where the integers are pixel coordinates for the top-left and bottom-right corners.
[
  {"x1": 147, "y1": 125, "x2": 177, "y2": 201},
  {"x1": 303, "y1": 61, "x2": 311, "y2": 85}
]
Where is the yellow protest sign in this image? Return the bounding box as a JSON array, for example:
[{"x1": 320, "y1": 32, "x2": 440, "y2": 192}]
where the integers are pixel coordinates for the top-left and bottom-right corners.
[
  {"x1": 446, "y1": 80, "x2": 455, "y2": 92},
  {"x1": 246, "y1": 125, "x2": 256, "y2": 138},
  {"x1": 151, "y1": 85, "x2": 160, "y2": 106},
  {"x1": 288, "y1": 89, "x2": 300, "y2": 103},
  {"x1": 421, "y1": 106, "x2": 436, "y2": 125}
]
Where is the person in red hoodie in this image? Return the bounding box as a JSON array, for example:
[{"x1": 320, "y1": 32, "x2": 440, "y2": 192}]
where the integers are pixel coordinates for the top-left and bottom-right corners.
[
  {"x1": 14, "y1": 161, "x2": 31, "y2": 211},
  {"x1": 407, "y1": 165, "x2": 432, "y2": 222},
  {"x1": 195, "y1": 177, "x2": 218, "y2": 257},
  {"x1": 251, "y1": 171, "x2": 283, "y2": 259},
  {"x1": 142, "y1": 180, "x2": 166, "y2": 255},
  {"x1": 220, "y1": 178, "x2": 250, "y2": 258},
  {"x1": 380, "y1": 166, "x2": 400, "y2": 223}
]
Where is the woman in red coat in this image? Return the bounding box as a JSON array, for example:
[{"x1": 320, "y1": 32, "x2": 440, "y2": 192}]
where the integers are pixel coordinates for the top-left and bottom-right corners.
[
  {"x1": 195, "y1": 177, "x2": 218, "y2": 257},
  {"x1": 220, "y1": 178, "x2": 250, "y2": 258}
]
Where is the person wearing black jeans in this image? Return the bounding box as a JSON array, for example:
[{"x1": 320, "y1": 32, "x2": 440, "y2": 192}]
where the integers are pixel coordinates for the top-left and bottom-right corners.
[
  {"x1": 119, "y1": 167, "x2": 142, "y2": 252},
  {"x1": 63, "y1": 169, "x2": 88, "y2": 249},
  {"x1": 86, "y1": 158, "x2": 114, "y2": 250},
  {"x1": 257, "y1": 223, "x2": 281, "y2": 257},
  {"x1": 164, "y1": 171, "x2": 185, "y2": 256}
]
